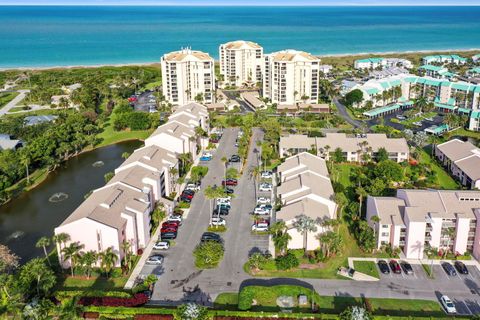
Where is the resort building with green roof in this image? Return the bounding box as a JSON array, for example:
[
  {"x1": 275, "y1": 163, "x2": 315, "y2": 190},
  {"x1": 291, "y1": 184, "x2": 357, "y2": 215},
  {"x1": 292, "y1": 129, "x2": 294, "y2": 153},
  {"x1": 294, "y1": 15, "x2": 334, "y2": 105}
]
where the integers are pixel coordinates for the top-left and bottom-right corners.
[
  {"x1": 418, "y1": 65, "x2": 456, "y2": 79},
  {"x1": 354, "y1": 57, "x2": 412, "y2": 70},
  {"x1": 422, "y1": 54, "x2": 467, "y2": 65}
]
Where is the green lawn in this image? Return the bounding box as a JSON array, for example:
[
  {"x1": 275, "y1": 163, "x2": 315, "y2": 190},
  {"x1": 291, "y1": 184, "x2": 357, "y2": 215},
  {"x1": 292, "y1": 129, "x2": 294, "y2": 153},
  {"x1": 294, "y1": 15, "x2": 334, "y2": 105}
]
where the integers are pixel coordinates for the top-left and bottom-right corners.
[
  {"x1": 96, "y1": 118, "x2": 153, "y2": 148},
  {"x1": 222, "y1": 284, "x2": 446, "y2": 317},
  {"x1": 214, "y1": 292, "x2": 239, "y2": 310},
  {"x1": 418, "y1": 148, "x2": 459, "y2": 189},
  {"x1": 353, "y1": 261, "x2": 379, "y2": 278},
  {"x1": 57, "y1": 274, "x2": 129, "y2": 291},
  {"x1": 142, "y1": 80, "x2": 162, "y2": 91},
  {"x1": 0, "y1": 91, "x2": 18, "y2": 108}
]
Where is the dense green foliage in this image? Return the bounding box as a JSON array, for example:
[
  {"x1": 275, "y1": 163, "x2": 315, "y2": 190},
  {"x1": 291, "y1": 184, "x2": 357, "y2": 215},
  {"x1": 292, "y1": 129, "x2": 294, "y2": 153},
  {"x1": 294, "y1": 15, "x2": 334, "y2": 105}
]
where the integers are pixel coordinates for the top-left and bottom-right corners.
[
  {"x1": 193, "y1": 241, "x2": 224, "y2": 269},
  {"x1": 274, "y1": 251, "x2": 300, "y2": 270}
]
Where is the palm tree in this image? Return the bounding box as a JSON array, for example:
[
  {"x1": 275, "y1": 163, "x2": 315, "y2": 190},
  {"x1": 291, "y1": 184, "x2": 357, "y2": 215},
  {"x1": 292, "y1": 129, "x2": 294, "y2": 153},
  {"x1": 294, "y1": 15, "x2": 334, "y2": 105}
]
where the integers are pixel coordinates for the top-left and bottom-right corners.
[
  {"x1": 442, "y1": 227, "x2": 456, "y2": 258},
  {"x1": 121, "y1": 240, "x2": 133, "y2": 273},
  {"x1": 36, "y1": 236, "x2": 51, "y2": 266},
  {"x1": 52, "y1": 232, "x2": 71, "y2": 259},
  {"x1": 79, "y1": 251, "x2": 97, "y2": 279},
  {"x1": 293, "y1": 215, "x2": 318, "y2": 256},
  {"x1": 99, "y1": 247, "x2": 118, "y2": 278},
  {"x1": 370, "y1": 216, "x2": 381, "y2": 240},
  {"x1": 62, "y1": 242, "x2": 83, "y2": 276},
  {"x1": 415, "y1": 96, "x2": 428, "y2": 113},
  {"x1": 121, "y1": 152, "x2": 131, "y2": 160},
  {"x1": 204, "y1": 185, "x2": 228, "y2": 224},
  {"x1": 178, "y1": 153, "x2": 192, "y2": 176},
  {"x1": 356, "y1": 186, "x2": 367, "y2": 217},
  {"x1": 269, "y1": 221, "x2": 291, "y2": 256},
  {"x1": 19, "y1": 152, "x2": 30, "y2": 185},
  {"x1": 221, "y1": 156, "x2": 228, "y2": 182}
]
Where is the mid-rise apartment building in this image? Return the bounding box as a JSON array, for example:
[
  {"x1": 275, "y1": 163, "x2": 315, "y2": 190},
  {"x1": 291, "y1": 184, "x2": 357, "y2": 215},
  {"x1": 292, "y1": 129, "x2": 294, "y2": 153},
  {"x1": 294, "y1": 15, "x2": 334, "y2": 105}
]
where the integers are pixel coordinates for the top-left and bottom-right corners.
[
  {"x1": 219, "y1": 40, "x2": 263, "y2": 87},
  {"x1": 279, "y1": 133, "x2": 409, "y2": 163},
  {"x1": 276, "y1": 152, "x2": 337, "y2": 251},
  {"x1": 354, "y1": 58, "x2": 412, "y2": 70},
  {"x1": 422, "y1": 54, "x2": 467, "y2": 65},
  {"x1": 263, "y1": 49, "x2": 321, "y2": 105},
  {"x1": 366, "y1": 189, "x2": 480, "y2": 259},
  {"x1": 435, "y1": 139, "x2": 480, "y2": 189},
  {"x1": 161, "y1": 48, "x2": 215, "y2": 105}
]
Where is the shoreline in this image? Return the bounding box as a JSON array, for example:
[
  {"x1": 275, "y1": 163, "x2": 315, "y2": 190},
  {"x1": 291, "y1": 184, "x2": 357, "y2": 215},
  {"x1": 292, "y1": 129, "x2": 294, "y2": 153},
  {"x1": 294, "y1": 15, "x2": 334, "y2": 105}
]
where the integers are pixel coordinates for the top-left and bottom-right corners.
[{"x1": 1, "y1": 48, "x2": 480, "y2": 71}]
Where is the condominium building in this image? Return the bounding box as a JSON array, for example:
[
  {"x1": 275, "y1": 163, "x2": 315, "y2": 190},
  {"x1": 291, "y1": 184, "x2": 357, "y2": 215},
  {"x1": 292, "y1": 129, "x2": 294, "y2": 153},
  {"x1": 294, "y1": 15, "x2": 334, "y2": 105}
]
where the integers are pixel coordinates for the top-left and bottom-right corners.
[
  {"x1": 366, "y1": 189, "x2": 480, "y2": 259},
  {"x1": 219, "y1": 40, "x2": 263, "y2": 87},
  {"x1": 263, "y1": 49, "x2": 321, "y2": 105},
  {"x1": 418, "y1": 65, "x2": 454, "y2": 79},
  {"x1": 55, "y1": 103, "x2": 210, "y2": 267},
  {"x1": 279, "y1": 133, "x2": 409, "y2": 163},
  {"x1": 422, "y1": 54, "x2": 467, "y2": 65},
  {"x1": 354, "y1": 58, "x2": 412, "y2": 70},
  {"x1": 161, "y1": 48, "x2": 215, "y2": 105},
  {"x1": 435, "y1": 139, "x2": 480, "y2": 189},
  {"x1": 276, "y1": 152, "x2": 337, "y2": 251}
]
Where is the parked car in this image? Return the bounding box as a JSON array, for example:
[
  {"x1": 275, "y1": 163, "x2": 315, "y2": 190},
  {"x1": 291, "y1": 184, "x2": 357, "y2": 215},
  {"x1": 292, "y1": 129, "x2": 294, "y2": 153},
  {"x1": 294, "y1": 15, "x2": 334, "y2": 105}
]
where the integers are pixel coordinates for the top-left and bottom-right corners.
[
  {"x1": 229, "y1": 155, "x2": 241, "y2": 162},
  {"x1": 211, "y1": 217, "x2": 226, "y2": 226},
  {"x1": 377, "y1": 260, "x2": 390, "y2": 274},
  {"x1": 186, "y1": 183, "x2": 200, "y2": 192},
  {"x1": 396, "y1": 114, "x2": 406, "y2": 120},
  {"x1": 217, "y1": 200, "x2": 231, "y2": 207},
  {"x1": 257, "y1": 197, "x2": 271, "y2": 204},
  {"x1": 254, "y1": 205, "x2": 271, "y2": 215},
  {"x1": 179, "y1": 196, "x2": 192, "y2": 203},
  {"x1": 162, "y1": 221, "x2": 179, "y2": 228},
  {"x1": 161, "y1": 226, "x2": 178, "y2": 234},
  {"x1": 413, "y1": 121, "x2": 423, "y2": 127},
  {"x1": 224, "y1": 187, "x2": 234, "y2": 194},
  {"x1": 201, "y1": 232, "x2": 222, "y2": 243},
  {"x1": 200, "y1": 152, "x2": 213, "y2": 161},
  {"x1": 146, "y1": 255, "x2": 164, "y2": 265},
  {"x1": 167, "y1": 215, "x2": 182, "y2": 224},
  {"x1": 440, "y1": 295, "x2": 457, "y2": 314},
  {"x1": 454, "y1": 261, "x2": 469, "y2": 275},
  {"x1": 251, "y1": 223, "x2": 269, "y2": 232},
  {"x1": 425, "y1": 117, "x2": 435, "y2": 122},
  {"x1": 442, "y1": 262, "x2": 457, "y2": 276},
  {"x1": 222, "y1": 179, "x2": 238, "y2": 186},
  {"x1": 160, "y1": 232, "x2": 177, "y2": 240},
  {"x1": 259, "y1": 183, "x2": 273, "y2": 192},
  {"x1": 213, "y1": 206, "x2": 229, "y2": 216},
  {"x1": 153, "y1": 241, "x2": 170, "y2": 250},
  {"x1": 400, "y1": 261, "x2": 414, "y2": 275},
  {"x1": 182, "y1": 189, "x2": 195, "y2": 196},
  {"x1": 389, "y1": 260, "x2": 401, "y2": 274},
  {"x1": 261, "y1": 171, "x2": 273, "y2": 179}
]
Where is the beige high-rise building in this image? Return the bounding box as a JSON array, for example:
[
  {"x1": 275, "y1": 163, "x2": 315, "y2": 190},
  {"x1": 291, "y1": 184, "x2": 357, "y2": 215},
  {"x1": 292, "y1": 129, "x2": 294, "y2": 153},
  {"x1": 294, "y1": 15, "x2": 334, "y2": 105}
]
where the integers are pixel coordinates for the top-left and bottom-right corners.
[
  {"x1": 161, "y1": 48, "x2": 215, "y2": 105},
  {"x1": 263, "y1": 49, "x2": 321, "y2": 105},
  {"x1": 219, "y1": 40, "x2": 263, "y2": 87}
]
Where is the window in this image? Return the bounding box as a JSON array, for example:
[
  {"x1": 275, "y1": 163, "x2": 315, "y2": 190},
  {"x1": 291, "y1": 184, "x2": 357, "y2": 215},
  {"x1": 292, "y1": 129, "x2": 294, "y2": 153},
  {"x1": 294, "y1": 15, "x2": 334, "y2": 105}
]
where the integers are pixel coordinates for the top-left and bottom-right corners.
[
  {"x1": 381, "y1": 232, "x2": 389, "y2": 237},
  {"x1": 382, "y1": 224, "x2": 389, "y2": 228}
]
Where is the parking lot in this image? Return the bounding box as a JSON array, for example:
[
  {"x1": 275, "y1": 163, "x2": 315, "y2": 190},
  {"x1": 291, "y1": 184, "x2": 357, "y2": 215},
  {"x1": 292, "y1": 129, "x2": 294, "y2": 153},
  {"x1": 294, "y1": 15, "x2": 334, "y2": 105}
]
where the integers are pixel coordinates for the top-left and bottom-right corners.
[
  {"x1": 367, "y1": 110, "x2": 445, "y2": 133},
  {"x1": 372, "y1": 259, "x2": 480, "y2": 315},
  {"x1": 136, "y1": 128, "x2": 271, "y2": 304}
]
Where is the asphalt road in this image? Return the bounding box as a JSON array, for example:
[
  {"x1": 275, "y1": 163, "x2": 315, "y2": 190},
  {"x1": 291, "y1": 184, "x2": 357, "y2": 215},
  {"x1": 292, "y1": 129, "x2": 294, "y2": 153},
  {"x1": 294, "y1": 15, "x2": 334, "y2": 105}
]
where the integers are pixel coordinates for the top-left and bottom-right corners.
[
  {"x1": 143, "y1": 127, "x2": 269, "y2": 304},
  {"x1": 366, "y1": 109, "x2": 445, "y2": 133},
  {"x1": 333, "y1": 98, "x2": 364, "y2": 129}
]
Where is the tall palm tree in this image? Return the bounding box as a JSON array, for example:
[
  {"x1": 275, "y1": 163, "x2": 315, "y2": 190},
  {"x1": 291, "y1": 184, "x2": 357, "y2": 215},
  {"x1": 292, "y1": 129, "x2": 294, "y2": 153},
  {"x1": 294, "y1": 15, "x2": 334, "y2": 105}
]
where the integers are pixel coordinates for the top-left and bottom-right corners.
[
  {"x1": 370, "y1": 216, "x2": 381, "y2": 240},
  {"x1": 442, "y1": 227, "x2": 456, "y2": 258},
  {"x1": 62, "y1": 242, "x2": 83, "y2": 276},
  {"x1": 99, "y1": 247, "x2": 118, "y2": 278},
  {"x1": 79, "y1": 251, "x2": 97, "y2": 279},
  {"x1": 36, "y1": 236, "x2": 51, "y2": 266},
  {"x1": 52, "y1": 233, "x2": 71, "y2": 263},
  {"x1": 356, "y1": 186, "x2": 368, "y2": 217},
  {"x1": 120, "y1": 240, "x2": 133, "y2": 273},
  {"x1": 293, "y1": 215, "x2": 318, "y2": 256},
  {"x1": 269, "y1": 221, "x2": 291, "y2": 256},
  {"x1": 19, "y1": 152, "x2": 30, "y2": 185}
]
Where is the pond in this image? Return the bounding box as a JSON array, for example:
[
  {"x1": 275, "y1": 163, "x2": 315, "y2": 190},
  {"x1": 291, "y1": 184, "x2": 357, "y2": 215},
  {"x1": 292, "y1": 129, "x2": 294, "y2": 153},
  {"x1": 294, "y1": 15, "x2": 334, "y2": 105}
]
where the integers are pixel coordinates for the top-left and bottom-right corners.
[{"x1": 0, "y1": 140, "x2": 143, "y2": 263}]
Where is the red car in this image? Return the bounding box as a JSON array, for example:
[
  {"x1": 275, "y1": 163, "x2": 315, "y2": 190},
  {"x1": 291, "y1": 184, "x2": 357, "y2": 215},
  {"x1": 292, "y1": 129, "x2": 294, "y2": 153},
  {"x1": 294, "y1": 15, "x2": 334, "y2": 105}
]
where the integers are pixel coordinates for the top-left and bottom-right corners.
[
  {"x1": 222, "y1": 179, "x2": 238, "y2": 186},
  {"x1": 181, "y1": 192, "x2": 194, "y2": 199},
  {"x1": 389, "y1": 260, "x2": 401, "y2": 274},
  {"x1": 162, "y1": 221, "x2": 179, "y2": 228},
  {"x1": 161, "y1": 227, "x2": 178, "y2": 234}
]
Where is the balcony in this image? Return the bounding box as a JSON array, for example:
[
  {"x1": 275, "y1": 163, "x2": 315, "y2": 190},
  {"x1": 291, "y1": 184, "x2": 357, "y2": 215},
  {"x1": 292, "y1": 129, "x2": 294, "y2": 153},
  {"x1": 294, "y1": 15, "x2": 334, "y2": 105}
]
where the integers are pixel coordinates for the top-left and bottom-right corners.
[
  {"x1": 425, "y1": 236, "x2": 432, "y2": 241},
  {"x1": 425, "y1": 226, "x2": 433, "y2": 232},
  {"x1": 399, "y1": 240, "x2": 406, "y2": 246}
]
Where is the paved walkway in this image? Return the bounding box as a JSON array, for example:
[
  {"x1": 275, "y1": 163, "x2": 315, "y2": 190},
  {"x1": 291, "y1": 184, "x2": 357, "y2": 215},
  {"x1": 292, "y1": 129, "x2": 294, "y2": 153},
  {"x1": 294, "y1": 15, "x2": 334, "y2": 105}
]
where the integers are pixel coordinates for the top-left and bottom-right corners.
[{"x1": 0, "y1": 89, "x2": 29, "y2": 117}]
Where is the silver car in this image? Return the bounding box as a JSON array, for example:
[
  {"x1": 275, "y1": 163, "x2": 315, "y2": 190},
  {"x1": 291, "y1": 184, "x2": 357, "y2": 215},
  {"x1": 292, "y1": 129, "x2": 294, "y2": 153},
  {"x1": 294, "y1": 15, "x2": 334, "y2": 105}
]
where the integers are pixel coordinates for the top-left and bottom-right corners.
[{"x1": 146, "y1": 255, "x2": 164, "y2": 265}]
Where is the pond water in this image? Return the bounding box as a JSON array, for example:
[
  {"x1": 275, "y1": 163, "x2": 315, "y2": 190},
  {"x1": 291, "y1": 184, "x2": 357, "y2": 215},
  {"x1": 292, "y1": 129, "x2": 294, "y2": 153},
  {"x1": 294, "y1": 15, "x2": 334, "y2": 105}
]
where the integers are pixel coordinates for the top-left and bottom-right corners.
[{"x1": 0, "y1": 140, "x2": 143, "y2": 263}]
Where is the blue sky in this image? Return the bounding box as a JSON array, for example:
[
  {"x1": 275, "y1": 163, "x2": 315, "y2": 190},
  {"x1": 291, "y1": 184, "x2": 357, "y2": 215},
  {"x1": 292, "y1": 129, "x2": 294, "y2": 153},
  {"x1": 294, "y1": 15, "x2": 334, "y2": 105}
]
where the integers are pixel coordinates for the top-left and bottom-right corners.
[{"x1": 2, "y1": 0, "x2": 480, "y2": 5}]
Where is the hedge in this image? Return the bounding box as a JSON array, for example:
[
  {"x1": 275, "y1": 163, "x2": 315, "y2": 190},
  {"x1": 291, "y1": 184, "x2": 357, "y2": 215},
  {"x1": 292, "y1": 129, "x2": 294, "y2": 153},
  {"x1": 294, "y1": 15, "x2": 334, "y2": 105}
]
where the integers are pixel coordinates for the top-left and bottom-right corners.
[
  {"x1": 56, "y1": 290, "x2": 132, "y2": 301},
  {"x1": 79, "y1": 293, "x2": 148, "y2": 307}
]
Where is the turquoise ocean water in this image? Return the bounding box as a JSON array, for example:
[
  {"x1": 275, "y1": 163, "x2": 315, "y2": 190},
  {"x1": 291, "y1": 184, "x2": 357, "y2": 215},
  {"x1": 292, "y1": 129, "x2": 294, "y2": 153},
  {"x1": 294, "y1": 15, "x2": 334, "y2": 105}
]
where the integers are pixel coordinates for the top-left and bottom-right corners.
[{"x1": 0, "y1": 6, "x2": 480, "y2": 68}]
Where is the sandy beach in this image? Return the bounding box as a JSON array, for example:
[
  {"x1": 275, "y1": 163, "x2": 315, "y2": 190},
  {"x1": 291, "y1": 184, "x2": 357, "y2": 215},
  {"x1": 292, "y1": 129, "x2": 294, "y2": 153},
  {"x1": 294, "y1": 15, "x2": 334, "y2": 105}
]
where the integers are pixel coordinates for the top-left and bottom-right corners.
[{"x1": 1, "y1": 48, "x2": 480, "y2": 72}]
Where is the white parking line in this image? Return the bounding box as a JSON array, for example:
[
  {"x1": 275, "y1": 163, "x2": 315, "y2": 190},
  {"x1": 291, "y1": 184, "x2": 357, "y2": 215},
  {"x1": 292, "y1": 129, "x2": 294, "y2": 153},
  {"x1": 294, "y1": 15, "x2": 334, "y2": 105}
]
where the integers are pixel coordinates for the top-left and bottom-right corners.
[{"x1": 461, "y1": 301, "x2": 473, "y2": 315}]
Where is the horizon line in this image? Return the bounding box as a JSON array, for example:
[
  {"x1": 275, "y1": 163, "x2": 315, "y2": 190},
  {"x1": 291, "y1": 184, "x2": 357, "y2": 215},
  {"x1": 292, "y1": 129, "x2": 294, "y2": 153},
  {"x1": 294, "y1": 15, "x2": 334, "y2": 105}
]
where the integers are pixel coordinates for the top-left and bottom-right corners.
[{"x1": 1, "y1": 3, "x2": 480, "y2": 6}]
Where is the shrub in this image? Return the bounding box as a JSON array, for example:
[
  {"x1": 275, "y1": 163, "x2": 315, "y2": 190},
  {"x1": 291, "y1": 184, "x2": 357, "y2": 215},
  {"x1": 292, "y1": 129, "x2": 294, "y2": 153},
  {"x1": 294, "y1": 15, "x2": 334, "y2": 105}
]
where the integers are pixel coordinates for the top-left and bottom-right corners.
[
  {"x1": 175, "y1": 303, "x2": 208, "y2": 320},
  {"x1": 237, "y1": 288, "x2": 255, "y2": 311},
  {"x1": 56, "y1": 290, "x2": 131, "y2": 301},
  {"x1": 193, "y1": 241, "x2": 224, "y2": 269},
  {"x1": 275, "y1": 252, "x2": 299, "y2": 270},
  {"x1": 134, "y1": 315, "x2": 173, "y2": 320}
]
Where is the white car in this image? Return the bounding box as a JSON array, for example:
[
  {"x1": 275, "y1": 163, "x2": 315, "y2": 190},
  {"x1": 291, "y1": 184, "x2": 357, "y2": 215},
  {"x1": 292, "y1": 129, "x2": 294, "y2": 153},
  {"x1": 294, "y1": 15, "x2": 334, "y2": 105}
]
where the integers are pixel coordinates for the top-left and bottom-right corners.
[
  {"x1": 252, "y1": 223, "x2": 269, "y2": 232},
  {"x1": 185, "y1": 183, "x2": 200, "y2": 191},
  {"x1": 261, "y1": 171, "x2": 273, "y2": 179},
  {"x1": 217, "y1": 198, "x2": 231, "y2": 206},
  {"x1": 257, "y1": 197, "x2": 271, "y2": 204},
  {"x1": 146, "y1": 255, "x2": 164, "y2": 265},
  {"x1": 152, "y1": 241, "x2": 170, "y2": 250},
  {"x1": 440, "y1": 295, "x2": 456, "y2": 314},
  {"x1": 254, "y1": 205, "x2": 270, "y2": 215},
  {"x1": 203, "y1": 151, "x2": 213, "y2": 158},
  {"x1": 259, "y1": 183, "x2": 273, "y2": 192},
  {"x1": 167, "y1": 215, "x2": 182, "y2": 223},
  {"x1": 211, "y1": 217, "x2": 226, "y2": 226}
]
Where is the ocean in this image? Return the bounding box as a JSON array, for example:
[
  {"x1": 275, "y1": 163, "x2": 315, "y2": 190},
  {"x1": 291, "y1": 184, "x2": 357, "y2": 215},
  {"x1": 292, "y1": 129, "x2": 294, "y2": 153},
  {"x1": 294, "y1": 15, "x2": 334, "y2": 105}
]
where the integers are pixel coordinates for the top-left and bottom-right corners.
[{"x1": 0, "y1": 5, "x2": 480, "y2": 68}]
